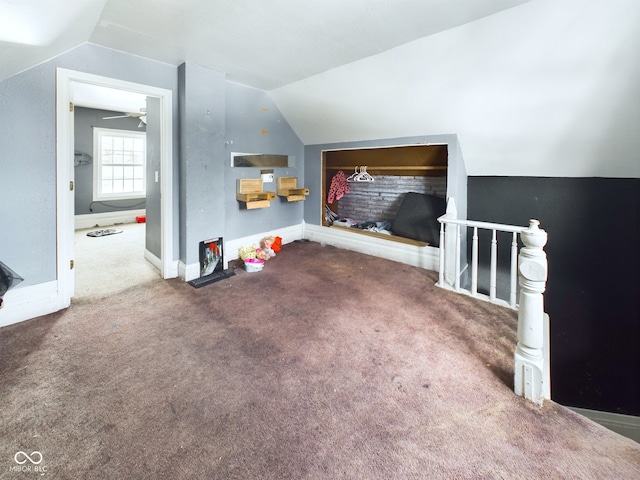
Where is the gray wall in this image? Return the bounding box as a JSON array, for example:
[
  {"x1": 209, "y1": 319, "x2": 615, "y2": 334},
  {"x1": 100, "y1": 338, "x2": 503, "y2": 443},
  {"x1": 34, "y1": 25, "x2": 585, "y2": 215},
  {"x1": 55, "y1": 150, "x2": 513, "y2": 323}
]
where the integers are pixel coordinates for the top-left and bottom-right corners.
[
  {"x1": 145, "y1": 97, "x2": 162, "y2": 258},
  {"x1": 0, "y1": 44, "x2": 180, "y2": 287},
  {"x1": 0, "y1": 44, "x2": 306, "y2": 288},
  {"x1": 74, "y1": 107, "x2": 147, "y2": 215},
  {"x1": 224, "y1": 81, "x2": 305, "y2": 240},
  {"x1": 178, "y1": 62, "x2": 227, "y2": 266}
]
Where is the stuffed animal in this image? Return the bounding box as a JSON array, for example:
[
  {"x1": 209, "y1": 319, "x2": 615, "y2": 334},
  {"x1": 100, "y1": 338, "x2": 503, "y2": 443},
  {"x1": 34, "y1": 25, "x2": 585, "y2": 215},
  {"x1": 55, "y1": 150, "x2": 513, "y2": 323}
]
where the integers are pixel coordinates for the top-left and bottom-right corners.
[
  {"x1": 260, "y1": 236, "x2": 276, "y2": 258},
  {"x1": 272, "y1": 236, "x2": 283, "y2": 253},
  {"x1": 255, "y1": 248, "x2": 270, "y2": 261}
]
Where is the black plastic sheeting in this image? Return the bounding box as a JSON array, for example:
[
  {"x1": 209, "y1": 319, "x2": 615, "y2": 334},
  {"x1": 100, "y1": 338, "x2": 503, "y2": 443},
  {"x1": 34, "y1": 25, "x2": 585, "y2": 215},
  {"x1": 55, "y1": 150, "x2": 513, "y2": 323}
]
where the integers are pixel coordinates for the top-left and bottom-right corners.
[{"x1": 0, "y1": 261, "x2": 23, "y2": 307}]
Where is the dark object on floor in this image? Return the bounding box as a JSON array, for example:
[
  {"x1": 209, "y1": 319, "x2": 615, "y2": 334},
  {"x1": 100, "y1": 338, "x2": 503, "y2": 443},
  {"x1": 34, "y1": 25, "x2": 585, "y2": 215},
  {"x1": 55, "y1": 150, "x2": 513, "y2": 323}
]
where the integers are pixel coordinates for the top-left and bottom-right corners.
[
  {"x1": 87, "y1": 229, "x2": 123, "y2": 237},
  {"x1": 188, "y1": 268, "x2": 236, "y2": 288},
  {"x1": 391, "y1": 192, "x2": 446, "y2": 245},
  {"x1": 0, "y1": 261, "x2": 24, "y2": 308}
]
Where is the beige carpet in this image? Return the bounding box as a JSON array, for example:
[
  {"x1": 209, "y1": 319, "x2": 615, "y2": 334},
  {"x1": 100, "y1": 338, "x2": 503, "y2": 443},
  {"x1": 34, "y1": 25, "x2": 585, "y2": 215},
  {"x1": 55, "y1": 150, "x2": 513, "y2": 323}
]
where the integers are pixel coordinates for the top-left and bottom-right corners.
[
  {"x1": 74, "y1": 222, "x2": 161, "y2": 302},
  {"x1": 1, "y1": 240, "x2": 638, "y2": 479}
]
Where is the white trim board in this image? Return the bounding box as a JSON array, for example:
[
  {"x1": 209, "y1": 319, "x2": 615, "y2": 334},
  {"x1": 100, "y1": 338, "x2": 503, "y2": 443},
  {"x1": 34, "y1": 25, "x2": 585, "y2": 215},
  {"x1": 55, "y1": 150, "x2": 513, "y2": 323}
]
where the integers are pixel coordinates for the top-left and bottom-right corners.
[
  {"x1": 302, "y1": 223, "x2": 439, "y2": 271},
  {"x1": 0, "y1": 282, "x2": 61, "y2": 328},
  {"x1": 75, "y1": 210, "x2": 146, "y2": 230},
  {"x1": 570, "y1": 407, "x2": 640, "y2": 444}
]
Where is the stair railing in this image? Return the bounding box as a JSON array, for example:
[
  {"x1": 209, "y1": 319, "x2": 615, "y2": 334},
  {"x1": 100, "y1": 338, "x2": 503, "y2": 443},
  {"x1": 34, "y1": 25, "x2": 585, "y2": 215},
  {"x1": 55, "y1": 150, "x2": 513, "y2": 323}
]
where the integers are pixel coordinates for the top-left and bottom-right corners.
[{"x1": 437, "y1": 198, "x2": 550, "y2": 405}]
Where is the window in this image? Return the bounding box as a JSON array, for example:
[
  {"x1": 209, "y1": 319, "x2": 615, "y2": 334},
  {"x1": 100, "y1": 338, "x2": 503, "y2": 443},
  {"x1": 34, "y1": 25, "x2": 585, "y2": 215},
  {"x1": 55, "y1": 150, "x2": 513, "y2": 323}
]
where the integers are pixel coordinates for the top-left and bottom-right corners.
[{"x1": 93, "y1": 128, "x2": 146, "y2": 200}]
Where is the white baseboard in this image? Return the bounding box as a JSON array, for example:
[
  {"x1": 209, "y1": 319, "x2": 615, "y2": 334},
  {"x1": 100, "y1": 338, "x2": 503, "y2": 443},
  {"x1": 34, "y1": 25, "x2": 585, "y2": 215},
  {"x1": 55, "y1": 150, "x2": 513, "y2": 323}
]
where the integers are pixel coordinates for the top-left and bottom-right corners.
[
  {"x1": 75, "y1": 210, "x2": 146, "y2": 230},
  {"x1": 224, "y1": 224, "x2": 304, "y2": 264},
  {"x1": 144, "y1": 249, "x2": 162, "y2": 271},
  {"x1": 0, "y1": 281, "x2": 65, "y2": 329},
  {"x1": 302, "y1": 223, "x2": 439, "y2": 271},
  {"x1": 179, "y1": 261, "x2": 201, "y2": 282},
  {"x1": 570, "y1": 407, "x2": 640, "y2": 444},
  {"x1": 180, "y1": 224, "x2": 305, "y2": 282}
]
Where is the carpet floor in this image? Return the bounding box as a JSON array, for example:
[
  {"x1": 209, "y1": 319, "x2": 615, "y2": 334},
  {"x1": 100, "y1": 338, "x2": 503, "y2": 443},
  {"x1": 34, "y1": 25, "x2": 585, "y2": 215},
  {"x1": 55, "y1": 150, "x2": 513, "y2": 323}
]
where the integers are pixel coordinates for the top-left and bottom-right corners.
[{"x1": 1, "y1": 240, "x2": 638, "y2": 479}]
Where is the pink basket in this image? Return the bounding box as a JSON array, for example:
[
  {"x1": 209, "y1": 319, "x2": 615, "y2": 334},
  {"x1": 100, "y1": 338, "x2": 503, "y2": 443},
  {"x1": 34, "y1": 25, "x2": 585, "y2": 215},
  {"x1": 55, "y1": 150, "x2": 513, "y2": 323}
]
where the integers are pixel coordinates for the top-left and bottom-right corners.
[{"x1": 244, "y1": 258, "x2": 264, "y2": 272}]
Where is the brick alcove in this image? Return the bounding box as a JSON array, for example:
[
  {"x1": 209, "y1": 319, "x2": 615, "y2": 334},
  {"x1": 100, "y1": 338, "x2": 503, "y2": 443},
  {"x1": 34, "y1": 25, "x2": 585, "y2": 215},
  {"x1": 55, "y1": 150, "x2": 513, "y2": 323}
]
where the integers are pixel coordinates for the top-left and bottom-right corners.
[{"x1": 322, "y1": 144, "x2": 448, "y2": 227}]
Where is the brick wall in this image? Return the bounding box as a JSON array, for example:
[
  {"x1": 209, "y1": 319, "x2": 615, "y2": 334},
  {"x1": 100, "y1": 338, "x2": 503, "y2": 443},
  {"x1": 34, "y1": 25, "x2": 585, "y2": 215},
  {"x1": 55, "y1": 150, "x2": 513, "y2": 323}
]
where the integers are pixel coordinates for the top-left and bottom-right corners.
[{"x1": 337, "y1": 176, "x2": 447, "y2": 223}]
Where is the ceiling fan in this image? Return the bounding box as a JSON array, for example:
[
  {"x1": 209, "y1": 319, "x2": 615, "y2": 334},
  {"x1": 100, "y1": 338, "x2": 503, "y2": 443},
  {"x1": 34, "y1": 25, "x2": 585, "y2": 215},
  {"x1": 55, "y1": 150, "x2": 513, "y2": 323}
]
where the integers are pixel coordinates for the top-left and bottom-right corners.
[{"x1": 103, "y1": 108, "x2": 147, "y2": 126}]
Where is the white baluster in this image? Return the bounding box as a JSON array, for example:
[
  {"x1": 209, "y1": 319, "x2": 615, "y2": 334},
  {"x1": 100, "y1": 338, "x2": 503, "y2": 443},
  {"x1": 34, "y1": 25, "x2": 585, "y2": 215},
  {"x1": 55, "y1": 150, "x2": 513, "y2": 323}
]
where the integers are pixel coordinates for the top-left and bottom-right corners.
[
  {"x1": 510, "y1": 231, "x2": 518, "y2": 308},
  {"x1": 471, "y1": 227, "x2": 478, "y2": 296},
  {"x1": 438, "y1": 222, "x2": 445, "y2": 287},
  {"x1": 490, "y1": 229, "x2": 497, "y2": 301},
  {"x1": 455, "y1": 224, "x2": 461, "y2": 291},
  {"x1": 444, "y1": 198, "x2": 458, "y2": 287},
  {"x1": 514, "y1": 219, "x2": 548, "y2": 405}
]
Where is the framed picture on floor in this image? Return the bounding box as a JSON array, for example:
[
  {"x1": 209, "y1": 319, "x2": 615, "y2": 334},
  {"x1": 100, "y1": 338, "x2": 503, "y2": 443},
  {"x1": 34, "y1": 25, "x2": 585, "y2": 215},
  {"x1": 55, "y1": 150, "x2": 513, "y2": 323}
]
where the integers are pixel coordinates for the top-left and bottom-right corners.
[{"x1": 199, "y1": 237, "x2": 224, "y2": 278}]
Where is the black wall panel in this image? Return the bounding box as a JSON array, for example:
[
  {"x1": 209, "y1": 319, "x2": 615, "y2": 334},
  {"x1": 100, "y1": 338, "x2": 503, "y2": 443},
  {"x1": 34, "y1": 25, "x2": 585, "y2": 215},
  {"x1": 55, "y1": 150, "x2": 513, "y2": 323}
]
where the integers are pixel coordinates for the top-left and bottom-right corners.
[{"x1": 468, "y1": 177, "x2": 639, "y2": 415}]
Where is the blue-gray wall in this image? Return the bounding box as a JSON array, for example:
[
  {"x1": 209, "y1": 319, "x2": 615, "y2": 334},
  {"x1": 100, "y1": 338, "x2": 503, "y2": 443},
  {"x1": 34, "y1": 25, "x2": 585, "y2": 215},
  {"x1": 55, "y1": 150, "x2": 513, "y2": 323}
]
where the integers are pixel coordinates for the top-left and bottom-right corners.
[
  {"x1": 0, "y1": 44, "x2": 180, "y2": 287},
  {"x1": 178, "y1": 62, "x2": 227, "y2": 266},
  {"x1": 224, "y1": 81, "x2": 305, "y2": 240},
  {"x1": 0, "y1": 44, "x2": 305, "y2": 288},
  {"x1": 74, "y1": 107, "x2": 147, "y2": 215},
  {"x1": 145, "y1": 97, "x2": 162, "y2": 259}
]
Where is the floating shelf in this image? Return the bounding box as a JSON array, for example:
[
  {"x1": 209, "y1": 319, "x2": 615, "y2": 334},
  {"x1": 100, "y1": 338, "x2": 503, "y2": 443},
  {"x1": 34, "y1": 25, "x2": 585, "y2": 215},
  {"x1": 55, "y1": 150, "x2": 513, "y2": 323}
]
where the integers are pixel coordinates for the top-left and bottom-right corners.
[
  {"x1": 236, "y1": 178, "x2": 275, "y2": 209},
  {"x1": 276, "y1": 177, "x2": 309, "y2": 202}
]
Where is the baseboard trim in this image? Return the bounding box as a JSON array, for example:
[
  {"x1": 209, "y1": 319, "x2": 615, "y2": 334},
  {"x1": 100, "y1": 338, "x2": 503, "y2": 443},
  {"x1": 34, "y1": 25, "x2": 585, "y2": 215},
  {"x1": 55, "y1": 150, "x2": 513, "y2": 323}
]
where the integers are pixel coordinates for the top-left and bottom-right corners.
[
  {"x1": 302, "y1": 223, "x2": 439, "y2": 271},
  {"x1": 144, "y1": 249, "x2": 162, "y2": 271},
  {"x1": 179, "y1": 261, "x2": 201, "y2": 283},
  {"x1": 0, "y1": 281, "x2": 65, "y2": 329},
  {"x1": 570, "y1": 407, "x2": 640, "y2": 444},
  {"x1": 177, "y1": 225, "x2": 306, "y2": 282},
  {"x1": 75, "y1": 210, "x2": 146, "y2": 230},
  {"x1": 224, "y1": 224, "x2": 304, "y2": 266}
]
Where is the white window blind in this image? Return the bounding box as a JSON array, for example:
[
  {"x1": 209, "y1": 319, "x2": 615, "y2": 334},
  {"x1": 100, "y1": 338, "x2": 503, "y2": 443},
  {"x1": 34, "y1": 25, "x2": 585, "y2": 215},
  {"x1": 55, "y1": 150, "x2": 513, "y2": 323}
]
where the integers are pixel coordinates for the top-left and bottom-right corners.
[{"x1": 93, "y1": 127, "x2": 146, "y2": 200}]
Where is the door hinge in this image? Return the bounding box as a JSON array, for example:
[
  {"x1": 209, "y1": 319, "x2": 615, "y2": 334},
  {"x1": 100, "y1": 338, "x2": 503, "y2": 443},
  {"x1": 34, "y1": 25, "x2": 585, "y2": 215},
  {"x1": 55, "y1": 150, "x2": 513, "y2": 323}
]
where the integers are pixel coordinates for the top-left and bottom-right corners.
[
  {"x1": 69, "y1": 102, "x2": 74, "y2": 112},
  {"x1": 70, "y1": 181, "x2": 74, "y2": 191},
  {"x1": 70, "y1": 260, "x2": 75, "y2": 270}
]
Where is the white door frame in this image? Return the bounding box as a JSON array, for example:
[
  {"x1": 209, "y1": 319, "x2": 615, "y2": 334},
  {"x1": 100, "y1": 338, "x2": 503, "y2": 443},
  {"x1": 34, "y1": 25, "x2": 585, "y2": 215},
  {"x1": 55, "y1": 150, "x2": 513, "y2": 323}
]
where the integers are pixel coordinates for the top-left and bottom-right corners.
[{"x1": 56, "y1": 68, "x2": 175, "y2": 307}]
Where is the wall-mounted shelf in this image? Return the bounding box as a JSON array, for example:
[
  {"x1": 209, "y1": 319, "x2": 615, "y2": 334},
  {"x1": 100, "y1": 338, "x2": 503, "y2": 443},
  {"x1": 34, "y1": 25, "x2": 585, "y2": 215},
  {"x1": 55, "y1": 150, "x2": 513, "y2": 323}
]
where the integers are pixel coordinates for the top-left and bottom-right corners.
[
  {"x1": 236, "y1": 178, "x2": 275, "y2": 209},
  {"x1": 276, "y1": 177, "x2": 309, "y2": 202}
]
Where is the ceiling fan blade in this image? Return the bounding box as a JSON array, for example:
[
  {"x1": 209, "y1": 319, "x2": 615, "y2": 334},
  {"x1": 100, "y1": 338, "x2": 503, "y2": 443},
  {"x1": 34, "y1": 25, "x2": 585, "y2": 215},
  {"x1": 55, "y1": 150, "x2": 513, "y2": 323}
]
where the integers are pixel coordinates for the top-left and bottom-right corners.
[{"x1": 103, "y1": 114, "x2": 128, "y2": 120}]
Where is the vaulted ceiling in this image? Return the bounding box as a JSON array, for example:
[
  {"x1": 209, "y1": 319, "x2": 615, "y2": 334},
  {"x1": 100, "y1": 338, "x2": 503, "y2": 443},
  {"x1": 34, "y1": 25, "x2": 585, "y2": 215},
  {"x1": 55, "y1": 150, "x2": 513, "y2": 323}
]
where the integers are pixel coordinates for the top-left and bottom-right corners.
[{"x1": 1, "y1": 0, "x2": 530, "y2": 90}]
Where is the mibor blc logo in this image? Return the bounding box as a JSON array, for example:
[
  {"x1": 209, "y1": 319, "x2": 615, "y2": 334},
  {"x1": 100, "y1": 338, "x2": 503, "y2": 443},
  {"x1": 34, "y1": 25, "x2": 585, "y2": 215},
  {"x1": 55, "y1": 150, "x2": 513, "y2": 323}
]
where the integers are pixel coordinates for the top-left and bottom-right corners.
[{"x1": 9, "y1": 451, "x2": 48, "y2": 473}]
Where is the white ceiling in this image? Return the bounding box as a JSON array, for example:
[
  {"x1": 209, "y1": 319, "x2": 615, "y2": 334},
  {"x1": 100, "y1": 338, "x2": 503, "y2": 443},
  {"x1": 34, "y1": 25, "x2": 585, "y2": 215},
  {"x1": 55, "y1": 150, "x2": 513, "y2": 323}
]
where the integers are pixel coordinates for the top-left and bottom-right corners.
[
  {"x1": 72, "y1": 81, "x2": 148, "y2": 113},
  {"x1": 1, "y1": 0, "x2": 530, "y2": 92}
]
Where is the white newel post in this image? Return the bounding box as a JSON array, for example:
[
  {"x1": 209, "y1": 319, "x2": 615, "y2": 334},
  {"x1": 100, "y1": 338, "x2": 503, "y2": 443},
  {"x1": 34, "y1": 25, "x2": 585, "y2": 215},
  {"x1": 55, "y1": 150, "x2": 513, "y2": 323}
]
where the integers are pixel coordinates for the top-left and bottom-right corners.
[
  {"x1": 443, "y1": 198, "x2": 458, "y2": 287},
  {"x1": 514, "y1": 219, "x2": 549, "y2": 405}
]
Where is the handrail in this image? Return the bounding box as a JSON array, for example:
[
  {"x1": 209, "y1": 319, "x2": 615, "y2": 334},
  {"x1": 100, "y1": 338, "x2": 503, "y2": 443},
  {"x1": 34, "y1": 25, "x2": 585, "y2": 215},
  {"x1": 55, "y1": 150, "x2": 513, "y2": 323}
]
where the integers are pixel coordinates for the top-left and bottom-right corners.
[
  {"x1": 437, "y1": 215, "x2": 525, "y2": 233},
  {"x1": 436, "y1": 198, "x2": 550, "y2": 406}
]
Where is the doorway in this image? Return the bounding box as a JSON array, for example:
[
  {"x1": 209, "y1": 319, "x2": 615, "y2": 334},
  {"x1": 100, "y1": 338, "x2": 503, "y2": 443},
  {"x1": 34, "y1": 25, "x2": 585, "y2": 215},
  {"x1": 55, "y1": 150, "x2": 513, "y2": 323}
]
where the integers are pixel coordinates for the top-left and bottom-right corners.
[{"x1": 56, "y1": 68, "x2": 175, "y2": 308}]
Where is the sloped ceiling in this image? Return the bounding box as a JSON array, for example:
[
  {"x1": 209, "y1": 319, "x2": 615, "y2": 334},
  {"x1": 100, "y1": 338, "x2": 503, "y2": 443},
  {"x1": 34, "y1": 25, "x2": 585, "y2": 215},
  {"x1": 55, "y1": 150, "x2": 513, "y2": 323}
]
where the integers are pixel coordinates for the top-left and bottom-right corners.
[
  {"x1": 0, "y1": 0, "x2": 530, "y2": 90},
  {"x1": 272, "y1": 0, "x2": 640, "y2": 177}
]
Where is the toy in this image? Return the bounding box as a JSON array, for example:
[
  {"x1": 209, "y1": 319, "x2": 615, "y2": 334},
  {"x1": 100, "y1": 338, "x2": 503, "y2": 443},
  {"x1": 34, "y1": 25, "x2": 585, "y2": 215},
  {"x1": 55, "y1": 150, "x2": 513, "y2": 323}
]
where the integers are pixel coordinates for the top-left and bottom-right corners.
[
  {"x1": 260, "y1": 236, "x2": 277, "y2": 258},
  {"x1": 272, "y1": 236, "x2": 283, "y2": 253}
]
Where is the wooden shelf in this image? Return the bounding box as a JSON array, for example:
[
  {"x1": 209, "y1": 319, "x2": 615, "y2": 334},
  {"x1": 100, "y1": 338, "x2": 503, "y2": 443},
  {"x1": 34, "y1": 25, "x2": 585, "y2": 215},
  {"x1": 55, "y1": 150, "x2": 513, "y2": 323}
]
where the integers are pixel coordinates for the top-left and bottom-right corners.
[
  {"x1": 276, "y1": 177, "x2": 309, "y2": 202},
  {"x1": 236, "y1": 179, "x2": 275, "y2": 209}
]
